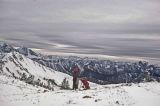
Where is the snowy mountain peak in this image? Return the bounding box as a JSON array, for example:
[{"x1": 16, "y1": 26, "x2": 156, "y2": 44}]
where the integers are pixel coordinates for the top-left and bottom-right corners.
[
  {"x1": 0, "y1": 51, "x2": 72, "y2": 91},
  {"x1": 0, "y1": 42, "x2": 14, "y2": 53},
  {"x1": 17, "y1": 47, "x2": 40, "y2": 59}
]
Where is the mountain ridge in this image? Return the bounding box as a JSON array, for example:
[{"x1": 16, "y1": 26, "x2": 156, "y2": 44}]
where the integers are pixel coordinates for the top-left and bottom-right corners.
[{"x1": 0, "y1": 42, "x2": 160, "y2": 84}]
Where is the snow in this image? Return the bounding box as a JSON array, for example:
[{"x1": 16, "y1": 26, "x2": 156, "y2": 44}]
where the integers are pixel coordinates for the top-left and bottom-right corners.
[
  {"x1": 0, "y1": 75, "x2": 46, "y2": 106},
  {"x1": 0, "y1": 74, "x2": 160, "y2": 106},
  {"x1": 124, "y1": 82, "x2": 160, "y2": 106},
  {"x1": 0, "y1": 52, "x2": 160, "y2": 106},
  {"x1": 1, "y1": 52, "x2": 73, "y2": 87}
]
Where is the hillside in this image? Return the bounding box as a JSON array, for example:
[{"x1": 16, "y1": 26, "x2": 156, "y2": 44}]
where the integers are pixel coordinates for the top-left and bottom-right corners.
[
  {"x1": 0, "y1": 51, "x2": 73, "y2": 90},
  {"x1": 0, "y1": 74, "x2": 160, "y2": 106}
]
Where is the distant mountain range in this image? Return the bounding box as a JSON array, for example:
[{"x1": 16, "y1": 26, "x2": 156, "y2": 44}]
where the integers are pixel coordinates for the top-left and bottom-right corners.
[{"x1": 0, "y1": 42, "x2": 160, "y2": 84}]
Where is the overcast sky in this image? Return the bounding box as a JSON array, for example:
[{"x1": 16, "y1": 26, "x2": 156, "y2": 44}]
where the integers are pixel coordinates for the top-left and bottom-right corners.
[{"x1": 0, "y1": 0, "x2": 160, "y2": 63}]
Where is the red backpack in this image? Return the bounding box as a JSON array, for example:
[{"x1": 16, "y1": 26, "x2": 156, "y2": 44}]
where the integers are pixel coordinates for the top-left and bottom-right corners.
[{"x1": 81, "y1": 78, "x2": 90, "y2": 89}]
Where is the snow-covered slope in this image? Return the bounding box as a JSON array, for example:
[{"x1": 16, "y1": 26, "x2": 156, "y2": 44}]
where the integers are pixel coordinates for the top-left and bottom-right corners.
[
  {"x1": 0, "y1": 52, "x2": 73, "y2": 90},
  {"x1": 0, "y1": 75, "x2": 160, "y2": 106}
]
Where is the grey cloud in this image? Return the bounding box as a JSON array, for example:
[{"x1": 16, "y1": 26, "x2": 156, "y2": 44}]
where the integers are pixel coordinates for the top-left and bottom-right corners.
[{"x1": 0, "y1": 0, "x2": 160, "y2": 64}]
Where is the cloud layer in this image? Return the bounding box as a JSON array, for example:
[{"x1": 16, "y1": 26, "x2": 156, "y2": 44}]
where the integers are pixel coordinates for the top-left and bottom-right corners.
[{"x1": 0, "y1": 0, "x2": 160, "y2": 63}]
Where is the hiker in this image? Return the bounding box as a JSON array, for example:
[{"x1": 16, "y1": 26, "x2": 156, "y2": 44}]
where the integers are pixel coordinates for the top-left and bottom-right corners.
[
  {"x1": 71, "y1": 64, "x2": 80, "y2": 90},
  {"x1": 80, "y1": 77, "x2": 90, "y2": 90}
]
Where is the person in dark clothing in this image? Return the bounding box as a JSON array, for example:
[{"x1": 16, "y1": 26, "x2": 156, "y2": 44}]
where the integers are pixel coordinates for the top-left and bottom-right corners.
[{"x1": 71, "y1": 64, "x2": 80, "y2": 90}]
